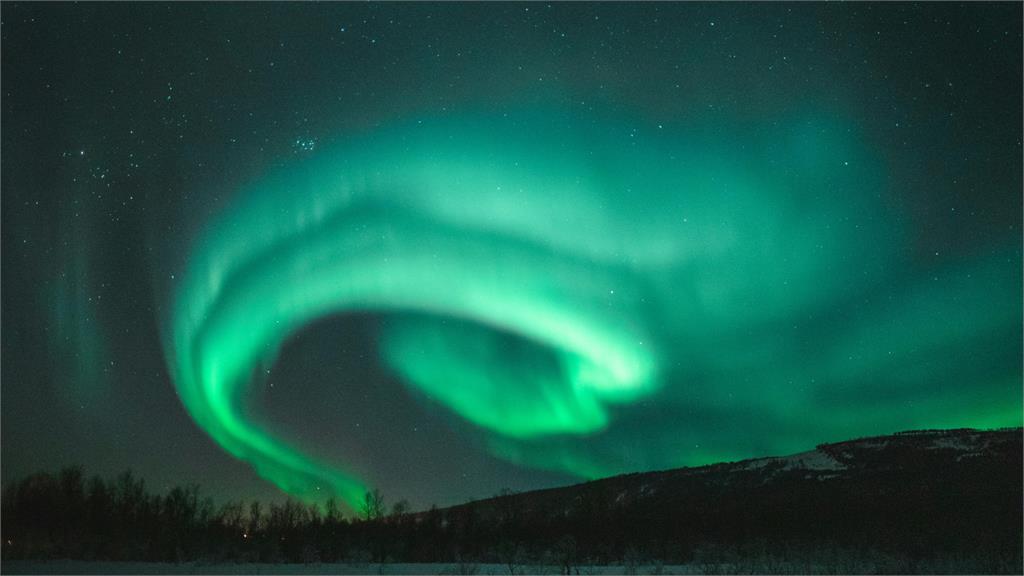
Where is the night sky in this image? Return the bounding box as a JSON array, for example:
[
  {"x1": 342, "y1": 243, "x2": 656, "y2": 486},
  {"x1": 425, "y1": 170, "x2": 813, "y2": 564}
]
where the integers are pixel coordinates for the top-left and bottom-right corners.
[{"x1": 2, "y1": 2, "x2": 1021, "y2": 511}]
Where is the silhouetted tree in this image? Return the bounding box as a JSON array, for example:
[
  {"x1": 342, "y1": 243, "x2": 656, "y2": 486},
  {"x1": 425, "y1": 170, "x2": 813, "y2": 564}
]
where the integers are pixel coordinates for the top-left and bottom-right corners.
[
  {"x1": 390, "y1": 498, "x2": 410, "y2": 520},
  {"x1": 360, "y1": 488, "x2": 385, "y2": 522}
]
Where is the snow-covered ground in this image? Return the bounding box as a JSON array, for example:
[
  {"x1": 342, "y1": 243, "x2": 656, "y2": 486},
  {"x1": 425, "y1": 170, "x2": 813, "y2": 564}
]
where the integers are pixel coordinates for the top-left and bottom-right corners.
[
  {"x1": 2, "y1": 561, "x2": 701, "y2": 575},
  {"x1": 5, "y1": 554, "x2": 1008, "y2": 574}
]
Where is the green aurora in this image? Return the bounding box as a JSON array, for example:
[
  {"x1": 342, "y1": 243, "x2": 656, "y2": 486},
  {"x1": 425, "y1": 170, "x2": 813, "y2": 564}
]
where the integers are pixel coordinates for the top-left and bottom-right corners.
[{"x1": 166, "y1": 106, "x2": 1022, "y2": 508}]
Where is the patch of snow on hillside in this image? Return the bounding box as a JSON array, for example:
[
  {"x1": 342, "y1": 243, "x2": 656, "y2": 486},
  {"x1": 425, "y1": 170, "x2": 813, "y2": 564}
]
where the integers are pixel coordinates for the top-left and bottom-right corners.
[
  {"x1": 926, "y1": 435, "x2": 982, "y2": 451},
  {"x1": 739, "y1": 449, "x2": 845, "y2": 472},
  {"x1": 739, "y1": 457, "x2": 776, "y2": 471},
  {"x1": 778, "y1": 450, "x2": 846, "y2": 471},
  {"x1": 926, "y1": 434, "x2": 990, "y2": 461}
]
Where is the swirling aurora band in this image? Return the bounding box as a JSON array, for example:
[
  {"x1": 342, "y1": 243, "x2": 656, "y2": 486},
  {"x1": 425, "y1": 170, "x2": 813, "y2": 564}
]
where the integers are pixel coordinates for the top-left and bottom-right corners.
[{"x1": 167, "y1": 107, "x2": 1022, "y2": 509}]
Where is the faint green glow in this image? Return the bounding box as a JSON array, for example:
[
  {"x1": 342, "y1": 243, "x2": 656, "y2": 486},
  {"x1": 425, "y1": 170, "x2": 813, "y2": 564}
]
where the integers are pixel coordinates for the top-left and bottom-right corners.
[
  {"x1": 167, "y1": 107, "x2": 1021, "y2": 508},
  {"x1": 50, "y1": 213, "x2": 110, "y2": 411}
]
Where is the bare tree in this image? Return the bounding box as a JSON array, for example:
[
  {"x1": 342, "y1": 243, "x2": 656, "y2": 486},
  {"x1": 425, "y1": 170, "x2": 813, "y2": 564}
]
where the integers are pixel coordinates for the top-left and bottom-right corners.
[
  {"x1": 390, "y1": 498, "x2": 410, "y2": 520},
  {"x1": 360, "y1": 488, "x2": 385, "y2": 521},
  {"x1": 247, "y1": 500, "x2": 262, "y2": 535},
  {"x1": 324, "y1": 497, "x2": 344, "y2": 524},
  {"x1": 218, "y1": 500, "x2": 245, "y2": 534}
]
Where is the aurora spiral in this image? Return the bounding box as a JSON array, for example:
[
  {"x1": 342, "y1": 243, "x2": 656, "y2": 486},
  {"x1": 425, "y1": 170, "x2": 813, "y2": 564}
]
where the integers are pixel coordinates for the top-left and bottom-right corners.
[{"x1": 166, "y1": 106, "x2": 1022, "y2": 508}]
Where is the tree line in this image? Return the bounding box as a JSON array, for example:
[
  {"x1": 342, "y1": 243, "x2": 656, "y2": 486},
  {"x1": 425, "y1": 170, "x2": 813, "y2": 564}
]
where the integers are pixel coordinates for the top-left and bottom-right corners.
[
  {"x1": 2, "y1": 432, "x2": 1021, "y2": 576},
  {"x1": 1, "y1": 467, "x2": 423, "y2": 564}
]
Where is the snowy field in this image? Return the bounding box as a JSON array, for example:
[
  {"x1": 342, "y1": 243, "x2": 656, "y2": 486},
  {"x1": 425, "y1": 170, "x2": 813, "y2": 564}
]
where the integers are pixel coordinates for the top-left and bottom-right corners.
[
  {"x1": 6, "y1": 556, "x2": 1013, "y2": 574},
  {"x1": 2, "y1": 561, "x2": 700, "y2": 575}
]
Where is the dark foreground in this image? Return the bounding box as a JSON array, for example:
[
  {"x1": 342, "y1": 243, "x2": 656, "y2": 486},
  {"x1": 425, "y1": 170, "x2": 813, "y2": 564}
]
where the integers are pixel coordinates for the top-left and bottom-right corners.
[
  {"x1": 3, "y1": 428, "x2": 1021, "y2": 574},
  {"x1": 3, "y1": 556, "x2": 1018, "y2": 576}
]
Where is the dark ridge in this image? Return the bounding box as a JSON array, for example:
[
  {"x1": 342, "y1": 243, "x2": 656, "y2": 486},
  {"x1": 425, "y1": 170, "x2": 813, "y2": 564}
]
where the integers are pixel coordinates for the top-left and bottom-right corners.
[{"x1": 3, "y1": 428, "x2": 1021, "y2": 573}]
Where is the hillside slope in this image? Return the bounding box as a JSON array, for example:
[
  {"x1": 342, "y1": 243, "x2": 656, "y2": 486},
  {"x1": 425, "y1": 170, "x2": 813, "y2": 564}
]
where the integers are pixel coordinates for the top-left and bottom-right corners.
[{"x1": 429, "y1": 428, "x2": 1021, "y2": 568}]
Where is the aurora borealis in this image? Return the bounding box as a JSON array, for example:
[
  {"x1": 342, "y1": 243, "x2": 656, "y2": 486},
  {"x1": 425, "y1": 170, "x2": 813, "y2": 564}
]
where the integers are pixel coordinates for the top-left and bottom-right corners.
[{"x1": 2, "y1": 2, "x2": 1021, "y2": 510}]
